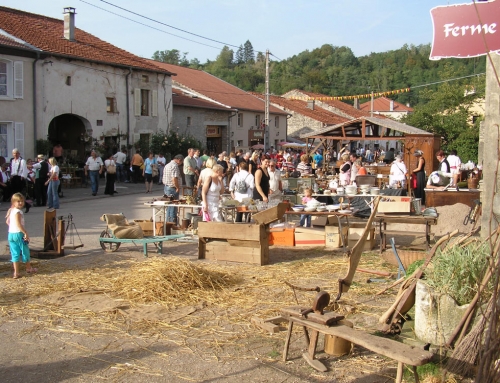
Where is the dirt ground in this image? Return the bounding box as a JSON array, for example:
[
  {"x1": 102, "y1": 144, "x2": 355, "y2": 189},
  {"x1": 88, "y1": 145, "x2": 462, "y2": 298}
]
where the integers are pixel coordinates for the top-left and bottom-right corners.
[{"x1": 0, "y1": 239, "x2": 422, "y2": 383}]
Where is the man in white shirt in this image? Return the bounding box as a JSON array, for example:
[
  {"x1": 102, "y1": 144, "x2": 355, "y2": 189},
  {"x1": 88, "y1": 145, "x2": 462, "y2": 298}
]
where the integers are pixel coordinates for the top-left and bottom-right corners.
[
  {"x1": 268, "y1": 160, "x2": 283, "y2": 200},
  {"x1": 113, "y1": 148, "x2": 127, "y2": 183},
  {"x1": 9, "y1": 148, "x2": 27, "y2": 196},
  {"x1": 389, "y1": 155, "x2": 407, "y2": 188},
  {"x1": 447, "y1": 150, "x2": 462, "y2": 187},
  {"x1": 85, "y1": 150, "x2": 104, "y2": 196}
]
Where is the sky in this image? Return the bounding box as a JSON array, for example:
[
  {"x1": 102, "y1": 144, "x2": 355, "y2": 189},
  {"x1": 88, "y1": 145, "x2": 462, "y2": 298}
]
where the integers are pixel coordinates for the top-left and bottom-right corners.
[{"x1": 1, "y1": 0, "x2": 474, "y2": 62}]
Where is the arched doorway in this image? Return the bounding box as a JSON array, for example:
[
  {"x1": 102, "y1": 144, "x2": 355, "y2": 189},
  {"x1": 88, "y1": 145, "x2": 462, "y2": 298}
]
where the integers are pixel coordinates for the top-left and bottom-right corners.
[{"x1": 48, "y1": 114, "x2": 90, "y2": 164}]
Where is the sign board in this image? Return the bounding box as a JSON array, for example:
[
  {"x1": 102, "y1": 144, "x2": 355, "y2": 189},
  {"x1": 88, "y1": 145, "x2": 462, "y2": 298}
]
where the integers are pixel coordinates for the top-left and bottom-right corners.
[
  {"x1": 430, "y1": 0, "x2": 500, "y2": 60},
  {"x1": 206, "y1": 126, "x2": 221, "y2": 137}
]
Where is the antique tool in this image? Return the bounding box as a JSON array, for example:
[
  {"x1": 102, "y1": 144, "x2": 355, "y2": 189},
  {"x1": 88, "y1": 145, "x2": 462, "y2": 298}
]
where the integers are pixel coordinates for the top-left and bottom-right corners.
[
  {"x1": 301, "y1": 291, "x2": 330, "y2": 317},
  {"x1": 463, "y1": 199, "x2": 481, "y2": 228}
]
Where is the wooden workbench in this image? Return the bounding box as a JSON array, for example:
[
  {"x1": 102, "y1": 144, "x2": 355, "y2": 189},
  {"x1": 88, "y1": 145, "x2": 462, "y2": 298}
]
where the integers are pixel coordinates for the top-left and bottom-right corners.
[{"x1": 376, "y1": 214, "x2": 438, "y2": 253}]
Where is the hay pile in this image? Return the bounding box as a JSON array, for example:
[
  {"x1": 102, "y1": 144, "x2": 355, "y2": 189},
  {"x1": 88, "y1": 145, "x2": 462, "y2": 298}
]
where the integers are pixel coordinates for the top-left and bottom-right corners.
[{"x1": 111, "y1": 258, "x2": 240, "y2": 306}]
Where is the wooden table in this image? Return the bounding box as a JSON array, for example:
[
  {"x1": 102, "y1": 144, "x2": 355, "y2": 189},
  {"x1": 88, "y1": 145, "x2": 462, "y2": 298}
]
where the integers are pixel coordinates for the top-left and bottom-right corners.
[
  {"x1": 376, "y1": 214, "x2": 438, "y2": 253},
  {"x1": 425, "y1": 189, "x2": 480, "y2": 208}
]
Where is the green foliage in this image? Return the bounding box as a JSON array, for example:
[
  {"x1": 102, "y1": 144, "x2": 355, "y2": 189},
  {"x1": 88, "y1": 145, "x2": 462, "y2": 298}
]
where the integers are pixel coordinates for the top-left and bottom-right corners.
[
  {"x1": 406, "y1": 259, "x2": 425, "y2": 278},
  {"x1": 35, "y1": 139, "x2": 52, "y2": 156},
  {"x1": 145, "y1": 130, "x2": 202, "y2": 161},
  {"x1": 425, "y1": 242, "x2": 491, "y2": 305},
  {"x1": 152, "y1": 49, "x2": 189, "y2": 66}
]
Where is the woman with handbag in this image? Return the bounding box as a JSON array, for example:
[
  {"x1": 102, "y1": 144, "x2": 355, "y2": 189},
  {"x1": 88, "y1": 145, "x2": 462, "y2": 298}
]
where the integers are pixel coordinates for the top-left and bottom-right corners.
[
  {"x1": 143, "y1": 152, "x2": 157, "y2": 194},
  {"x1": 104, "y1": 153, "x2": 117, "y2": 196}
]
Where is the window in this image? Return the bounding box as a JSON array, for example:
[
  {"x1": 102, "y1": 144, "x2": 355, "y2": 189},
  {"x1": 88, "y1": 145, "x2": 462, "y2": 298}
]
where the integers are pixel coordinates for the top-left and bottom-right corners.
[
  {"x1": 96, "y1": 120, "x2": 103, "y2": 126},
  {"x1": 0, "y1": 123, "x2": 7, "y2": 157},
  {"x1": 237, "y1": 113, "x2": 243, "y2": 127},
  {"x1": 275, "y1": 116, "x2": 279, "y2": 128},
  {"x1": 141, "y1": 89, "x2": 149, "y2": 116},
  {"x1": 65, "y1": 76, "x2": 71, "y2": 86},
  {"x1": 141, "y1": 75, "x2": 149, "y2": 83},
  {"x1": 237, "y1": 140, "x2": 243, "y2": 147},
  {"x1": 187, "y1": 116, "x2": 191, "y2": 126},
  {"x1": 0, "y1": 62, "x2": 7, "y2": 96},
  {"x1": 255, "y1": 115, "x2": 260, "y2": 127},
  {"x1": 106, "y1": 97, "x2": 116, "y2": 113},
  {"x1": 0, "y1": 60, "x2": 23, "y2": 99}
]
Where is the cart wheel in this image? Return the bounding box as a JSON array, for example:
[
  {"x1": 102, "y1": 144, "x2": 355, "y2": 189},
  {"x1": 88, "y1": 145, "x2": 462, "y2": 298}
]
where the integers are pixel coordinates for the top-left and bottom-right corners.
[{"x1": 100, "y1": 230, "x2": 120, "y2": 252}]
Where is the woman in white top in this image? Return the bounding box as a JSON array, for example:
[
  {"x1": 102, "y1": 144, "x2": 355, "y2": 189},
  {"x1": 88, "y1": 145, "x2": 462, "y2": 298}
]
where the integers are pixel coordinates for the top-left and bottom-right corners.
[
  {"x1": 389, "y1": 155, "x2": 408, "y2": 188},
  {"x1": 104, "y1": 153, "x2": 117, "y2": 196},
  {"x1": 201, "y1": 164, "x2": 224, "y2": 222},
  {"x1": 197, "y1": 158, "x2": 214, "y2": 198},
  {"x1": 45, "y1": 157, "x2": 60, "y2": 209}
]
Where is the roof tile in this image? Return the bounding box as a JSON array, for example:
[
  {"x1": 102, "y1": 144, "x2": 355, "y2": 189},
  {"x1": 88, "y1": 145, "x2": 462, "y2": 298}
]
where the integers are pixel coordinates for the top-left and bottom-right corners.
[
  {"x1": 0, "y1": 6, "x2": 171, "y2": 74},
  {"x1": 359, "y1": 96, "x2": 413, "y2": 112},
  {"x1": 149, "y1": 60, "x2": 288, "y2": 115}
]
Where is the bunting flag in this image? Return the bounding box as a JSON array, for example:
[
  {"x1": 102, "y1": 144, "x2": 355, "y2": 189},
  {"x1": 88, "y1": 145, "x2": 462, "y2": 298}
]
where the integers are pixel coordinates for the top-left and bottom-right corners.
[{"x1": 289, "y1": 87, "x2": 411, "y2": 101}]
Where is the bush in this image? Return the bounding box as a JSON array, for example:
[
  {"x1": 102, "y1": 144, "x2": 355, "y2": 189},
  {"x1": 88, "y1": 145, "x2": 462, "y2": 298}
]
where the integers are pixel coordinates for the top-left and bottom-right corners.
[
  {"x1": 425, "y1": 242, "x2": 491, "y2": 305},
  {"x1": 148, "y1": 130, "x2": 202, "y2": 159}
]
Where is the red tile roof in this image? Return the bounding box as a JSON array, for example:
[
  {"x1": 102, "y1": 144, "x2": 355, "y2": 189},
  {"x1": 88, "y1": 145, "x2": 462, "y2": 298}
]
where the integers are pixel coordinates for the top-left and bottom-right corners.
[
  {"x1": 172, "y1": 90, "x2": 234, "y2": 111},
  {"x1": 359, "y1": 97, "x2": 413, "y2": 112},
  {"x1": 285, "y1": 89, "x2": 376, "y2": 119},
  {"x1": 149, "y1": 60, "x2": 288, "y2": 115},
  {"x1": 0, "y1": 7, "x2": 172, "y2": 74},
  {"x1": 0, "y1": 33, "x2": 31, "y2": 50},
  {"x1": 250, "y1": 92, "x2": 348, "y2": 125}
]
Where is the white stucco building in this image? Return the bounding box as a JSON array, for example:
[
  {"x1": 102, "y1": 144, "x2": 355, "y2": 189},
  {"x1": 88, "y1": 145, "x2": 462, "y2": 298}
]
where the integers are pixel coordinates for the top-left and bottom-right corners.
[{"x1": 0, "y1": 6, "x2": 174, "y2": 162}]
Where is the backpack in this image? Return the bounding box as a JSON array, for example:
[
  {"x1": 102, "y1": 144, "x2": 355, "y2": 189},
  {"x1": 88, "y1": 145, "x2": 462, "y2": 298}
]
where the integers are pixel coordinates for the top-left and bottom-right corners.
[{"x1": 235, "y1": 174, "x2": 249, "y2": 193}]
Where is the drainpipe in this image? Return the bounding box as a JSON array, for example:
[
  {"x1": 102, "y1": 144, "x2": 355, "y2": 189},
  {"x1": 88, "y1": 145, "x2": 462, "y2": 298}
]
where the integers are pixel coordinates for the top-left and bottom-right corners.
[
  {"x1": 227, "y1": 110, "x2": 238, "y2": 153},
  {"x1": 32, "y1": 52, "x2": 40, "y2": 153},
  {"x1": 125, "y1": 68, "x2": 132, "y2": 149}
]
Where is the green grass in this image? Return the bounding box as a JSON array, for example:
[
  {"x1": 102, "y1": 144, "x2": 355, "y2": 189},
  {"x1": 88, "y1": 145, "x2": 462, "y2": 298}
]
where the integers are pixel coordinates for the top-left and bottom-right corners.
[{"x1": 404, "y1": 362, "x2": 441, "y2": 382}]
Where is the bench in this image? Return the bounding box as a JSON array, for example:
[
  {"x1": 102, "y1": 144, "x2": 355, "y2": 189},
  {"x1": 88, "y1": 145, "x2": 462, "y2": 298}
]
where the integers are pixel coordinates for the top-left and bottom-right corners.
[{"x1": 281, "y1": 307, "x2": 433, "y2": 383}]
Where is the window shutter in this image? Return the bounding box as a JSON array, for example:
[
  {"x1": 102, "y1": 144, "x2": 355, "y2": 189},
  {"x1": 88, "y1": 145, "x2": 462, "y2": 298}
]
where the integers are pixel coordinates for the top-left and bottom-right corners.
[
  {"x1": 113, "y1": 98, "x2": 118, "y2": 113},
  {"x1": 14, "y1": 122, "x2": 24, "y2": 155},
  {"x1": 14, "y1": 61, "x2": 23, "y2": 99},
  {"x1": 134, "y1": 88, "x2": 141, "y2": 116},
  {"x1": 152, "y1": 90, "x2": 158, "y2": 117}
]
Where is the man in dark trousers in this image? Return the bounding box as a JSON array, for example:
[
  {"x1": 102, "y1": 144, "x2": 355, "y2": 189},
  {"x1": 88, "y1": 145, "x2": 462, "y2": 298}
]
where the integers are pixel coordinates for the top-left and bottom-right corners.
[{"x1": 33, "y1": 154, "x2": 49, "y2": 206}]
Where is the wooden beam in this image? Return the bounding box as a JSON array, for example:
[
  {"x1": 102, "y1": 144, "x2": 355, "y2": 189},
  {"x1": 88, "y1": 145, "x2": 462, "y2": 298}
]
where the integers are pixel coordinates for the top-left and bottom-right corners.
[{"x1": 362, "y1": 119, "x2": 366, "y2": 138}]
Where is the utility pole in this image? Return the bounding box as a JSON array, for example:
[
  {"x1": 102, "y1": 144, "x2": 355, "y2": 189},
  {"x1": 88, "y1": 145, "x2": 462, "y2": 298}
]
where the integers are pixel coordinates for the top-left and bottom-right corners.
[
  {"x1": 264, "y1": 49, "x2": 270, "y2": 150},
  {"x1": 370, "y1": 91, "x2": 374, "y2": 118}
]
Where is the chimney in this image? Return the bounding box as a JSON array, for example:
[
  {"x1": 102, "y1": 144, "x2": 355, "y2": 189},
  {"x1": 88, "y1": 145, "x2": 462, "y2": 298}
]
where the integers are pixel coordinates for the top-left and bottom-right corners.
[
  {"x1": 63, "y1": 7, "x2": 76, "y2": 41},
  {"x1": 353, "y1": 98, "x2": 360, "y2": 109},
  {"x1": 307, "y1": 100, "x2": 315, "y2": 110},
  {"x1": 389, "y1": 100, "x2": 394, "y2": 111}
]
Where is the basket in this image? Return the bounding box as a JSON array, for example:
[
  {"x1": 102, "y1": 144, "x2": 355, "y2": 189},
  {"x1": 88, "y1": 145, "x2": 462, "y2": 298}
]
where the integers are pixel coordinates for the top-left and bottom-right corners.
[{"x1": 382, "y1": 249, "x2": 427, "y2": 269}]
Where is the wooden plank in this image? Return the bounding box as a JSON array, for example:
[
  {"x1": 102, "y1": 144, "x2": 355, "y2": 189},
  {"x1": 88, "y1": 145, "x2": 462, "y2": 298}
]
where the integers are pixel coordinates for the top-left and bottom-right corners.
[
  {"x1": 383, "y1": 231, "x2": 428, "y2": 236},
  {"x1": 251, "y1": 317, "x2": 283, "y2": 333},
  {"x1": 227, "y1": 239, "x2": 261, "y2": 248},
  {"x1": 198, "y1": 222, "x2": 261, "y2": 241},
  {"x1": 283, "y1": 316, "x2": 433, "y2": 367}
]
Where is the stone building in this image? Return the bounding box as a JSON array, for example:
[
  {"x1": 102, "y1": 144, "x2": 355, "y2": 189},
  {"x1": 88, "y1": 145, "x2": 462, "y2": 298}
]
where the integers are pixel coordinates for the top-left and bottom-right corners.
[{"x1": 0, "y1": 6, "x2": 174, "y2": 161}]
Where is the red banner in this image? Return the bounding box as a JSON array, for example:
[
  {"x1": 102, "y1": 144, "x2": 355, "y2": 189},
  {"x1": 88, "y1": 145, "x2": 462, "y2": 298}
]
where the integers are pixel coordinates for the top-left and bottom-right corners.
[{"x1": 430, "y1": 0, "x2": 500, "y2": 60}]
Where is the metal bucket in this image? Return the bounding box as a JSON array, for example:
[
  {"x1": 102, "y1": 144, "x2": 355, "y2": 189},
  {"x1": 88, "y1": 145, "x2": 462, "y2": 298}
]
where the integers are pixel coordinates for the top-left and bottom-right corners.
[{"x1": 412, "y1": 198, "x2": 422, "y2": 215}]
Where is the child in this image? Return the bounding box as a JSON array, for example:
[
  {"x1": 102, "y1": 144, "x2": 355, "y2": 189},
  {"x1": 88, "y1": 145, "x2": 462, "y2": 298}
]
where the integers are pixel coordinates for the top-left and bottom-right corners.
[
  {"x1": 300, "y1": 188, "x2": 313, "y2": 227},
  {"x1": 6, "y1": 193, "x2": 36, "y2": 279}
]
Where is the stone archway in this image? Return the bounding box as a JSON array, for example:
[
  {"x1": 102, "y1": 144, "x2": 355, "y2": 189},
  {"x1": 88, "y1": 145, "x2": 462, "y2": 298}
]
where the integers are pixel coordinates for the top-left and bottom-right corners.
[{"x1": 48, "y1": 114, "x2": 91, "y2": 164}]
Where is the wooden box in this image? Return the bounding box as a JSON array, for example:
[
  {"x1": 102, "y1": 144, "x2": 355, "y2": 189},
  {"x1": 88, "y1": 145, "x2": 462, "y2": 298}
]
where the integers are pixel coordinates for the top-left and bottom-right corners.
[
  {"x1": 252, "y1": 202, "x2": 290, "y2": 225},
  {"x1": 311, "y1": 216, "x2": 336, "y2": 227},
  {"x1": 198, "y1": 222, "x2": 269, "y2": 265},
  {"x1": 424, "y1": 190, "x2": 480, "y2": 209},
  {"x1": 295, "y1": 227, "x2": 325, "y2": 247},
  {"x1": 269, "y1": 228, "x2": 295, "y2": 246},
  {"x1": 378, "y1": 196, "x2": 411, "y2": 214},
  {"x1": 348, "y1": 222, "x2": 376, "y2": 251},
  {"x1": 325, "y1": 225, "x2": 349, "y2": 248}
]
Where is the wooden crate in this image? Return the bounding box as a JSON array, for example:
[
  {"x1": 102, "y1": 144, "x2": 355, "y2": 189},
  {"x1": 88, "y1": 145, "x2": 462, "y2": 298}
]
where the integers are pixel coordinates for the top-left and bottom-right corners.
[
  {"x1": 325, "y1": 225, "x2": 349, "y2": 248},
  {"x1": 198, "y1": 222, "x2": 269, "y2": 265},
  {"x1": 252, "y1": 202, "x2": 290, "y2": 225},
  {"x1": 295, "y1": 227, "x2": 325, "y2": 247}
]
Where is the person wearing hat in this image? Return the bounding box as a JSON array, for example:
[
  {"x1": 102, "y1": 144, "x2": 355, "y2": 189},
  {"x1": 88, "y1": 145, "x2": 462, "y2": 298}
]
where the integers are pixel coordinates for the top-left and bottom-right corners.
[
  {"x1": 412, "y1": 150, "x2": 426, "y2": 205},
  {"x1": 33, "y1": 154, "x2": 49, "y2": 207},
  {"x1": 389, "y1": 155, "x2": 407, "y2": 188}
]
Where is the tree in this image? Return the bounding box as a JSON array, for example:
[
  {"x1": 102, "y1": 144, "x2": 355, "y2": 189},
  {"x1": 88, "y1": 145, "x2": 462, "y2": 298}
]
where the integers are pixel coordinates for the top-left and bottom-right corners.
[
  {"x1": 214, "y1": 46, "x2": 234, "y2": 69},
  {"x1": 235, "y1": 45, "x2": 244, "y2": 65},
  {"x1": 402, "y1": 63, "x2": 484, "y2": 162},
  {"x1": 152, "y1": 49, "x2": 189, "y2": 66},
  {"x1": 243, "y1": 40, "x2": 254, "y2": 63}
]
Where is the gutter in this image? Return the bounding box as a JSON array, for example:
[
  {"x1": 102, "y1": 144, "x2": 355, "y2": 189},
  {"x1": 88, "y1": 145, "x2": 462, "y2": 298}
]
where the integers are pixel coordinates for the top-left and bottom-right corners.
[{"x1": 125, "y1": 68, "x2": 132, "y2": 149}]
